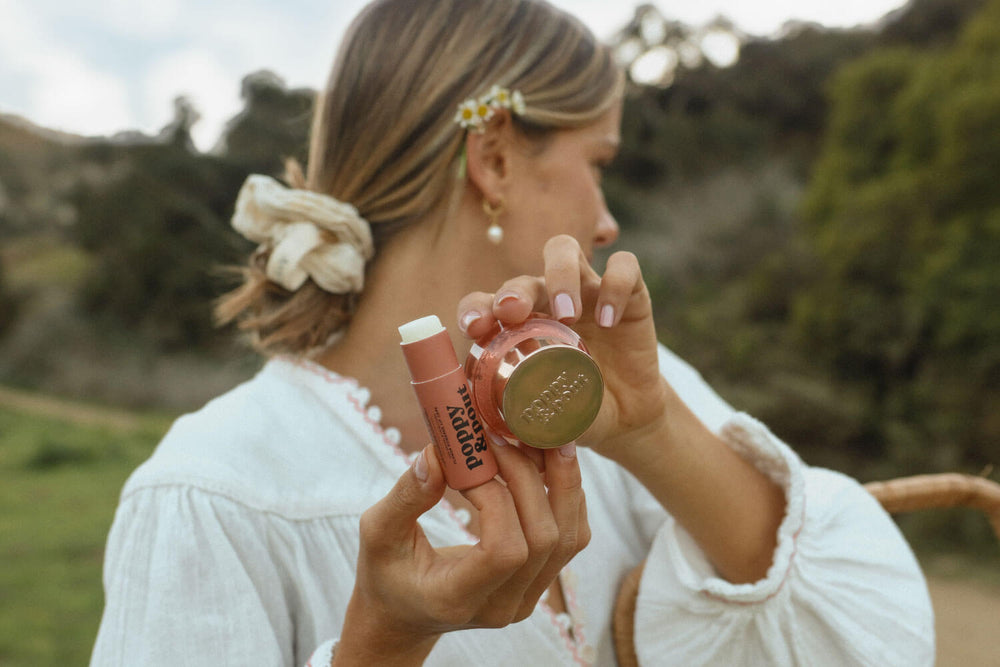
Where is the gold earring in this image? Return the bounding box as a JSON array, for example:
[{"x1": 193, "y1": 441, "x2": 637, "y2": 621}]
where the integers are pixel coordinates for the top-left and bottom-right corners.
[{"x1": 482, "y1": 198, "x2": 504, "y2": 245}]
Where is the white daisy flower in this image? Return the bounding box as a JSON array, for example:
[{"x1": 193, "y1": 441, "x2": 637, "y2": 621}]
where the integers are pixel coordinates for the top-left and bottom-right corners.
[
  {"x1": 453, "y1": 86, "x2": 525, "y2": 131},
  {"x1": 474, "y1": 99, "x2": 495, "y2": 124},
  {"x1": 455, "y1": 99, "x2": 482, "y2": 129},
  {"x1": 511, "y1": 90, "x2": 526, "y2": 115},
  {"x1": 489, "y1": 85, "x2": 512, "y2": 108}
]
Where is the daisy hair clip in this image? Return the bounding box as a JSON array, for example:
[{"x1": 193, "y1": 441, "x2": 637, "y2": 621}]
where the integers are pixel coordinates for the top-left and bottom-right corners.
[
  {"x1": 453, "y1": 85, "x2": 526, "y2": 244},
  {"x1": 454, "y1": 85, "x2": 526, "y2": 185},
  {"x1": 454, "y1": 84, "x2": 526, "y2": 132}
]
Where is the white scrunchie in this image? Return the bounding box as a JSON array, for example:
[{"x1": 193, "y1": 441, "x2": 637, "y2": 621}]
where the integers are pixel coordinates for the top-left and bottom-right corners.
[{"x1": 231, "y1": 174, "x2": 374, "y2": 293}]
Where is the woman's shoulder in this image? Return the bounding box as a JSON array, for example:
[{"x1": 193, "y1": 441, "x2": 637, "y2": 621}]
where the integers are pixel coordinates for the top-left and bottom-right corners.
[{"x1": 120, "y1": 357, "x2": 405, "y2": 519}]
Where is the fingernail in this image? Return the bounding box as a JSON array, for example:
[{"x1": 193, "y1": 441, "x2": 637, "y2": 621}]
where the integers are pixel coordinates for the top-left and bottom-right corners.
[
  {"x1": 486, "y1": 430, "x2": 508, "y2": 447},
  {"x1": 554, "y1": 293, "x2": 575, "y2": 320},
  {"x1": 459, "y1": 311, "x2": 481, "y2": 334},
  {"x1": 412, "y1": 450, "x2": 428, "y2": 482},
  {"x1": 495, "y1": 291, "x2": 519, "y2": 307},
  {"x1": 599, "y1": 304, "x2": 615, "y2": 328},
  {"x1": 558, "y1": 442, "x2": 577, "y2": 459}
]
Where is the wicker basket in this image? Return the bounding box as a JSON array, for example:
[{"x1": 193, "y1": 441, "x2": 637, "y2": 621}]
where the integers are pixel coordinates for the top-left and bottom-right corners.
[{"x1": 612, "y1": 473, "x2": 1000, "y2": 667}]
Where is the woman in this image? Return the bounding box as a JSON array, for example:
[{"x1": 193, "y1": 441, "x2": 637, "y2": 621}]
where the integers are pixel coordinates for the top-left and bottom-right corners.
[{"x1": 91, "y1": 0, "x2": 934, "y2": 665}]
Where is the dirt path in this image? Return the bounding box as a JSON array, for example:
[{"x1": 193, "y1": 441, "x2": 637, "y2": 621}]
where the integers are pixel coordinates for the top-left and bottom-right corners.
[
  {"x1": 0, "y1": 384, "x2": 158, "y2": 431},
  {"x1": 928, "y1": 575, "x2": 1000, "y2": 666}
]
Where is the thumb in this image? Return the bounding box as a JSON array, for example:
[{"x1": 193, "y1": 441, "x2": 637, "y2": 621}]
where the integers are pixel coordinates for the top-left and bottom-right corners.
[{"x1": 367, "y1": 445, "x2": 446, "y2": 541}]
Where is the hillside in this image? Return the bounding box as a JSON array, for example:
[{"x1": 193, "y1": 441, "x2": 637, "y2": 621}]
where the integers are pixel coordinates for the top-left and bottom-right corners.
[{"x1": 0, "y1": 0, "x2": 995, "y2": 497}]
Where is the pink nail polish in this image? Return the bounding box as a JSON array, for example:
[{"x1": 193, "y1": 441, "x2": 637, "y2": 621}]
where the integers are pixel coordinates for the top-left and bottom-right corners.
[
  {"x1": 599, "y1": 304, "x2": 615, "y2": 328},
  {"x1": 465, "y1": 315, "x2": 603, "y2": 449},
  {"x1": 495, "y1": 292, "x2": 519, "y2": 307},
  {"x1": 554, "y1": 293, "x2": 575, "y2": 320},
  {"x1": 485, "y1": 429, "x2": 508, "y2": 447},
  {"x1": 459, "y1": 311, "x2": 481, "y2": 333},
  {"x1": 412, "y1": 450, "x2": 429, "y2": 481}
]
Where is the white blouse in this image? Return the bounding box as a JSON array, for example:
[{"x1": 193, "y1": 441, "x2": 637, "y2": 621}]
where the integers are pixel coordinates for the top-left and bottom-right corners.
[{"x1": 90, "y1": 347, "x2": 934, "y2": 666}]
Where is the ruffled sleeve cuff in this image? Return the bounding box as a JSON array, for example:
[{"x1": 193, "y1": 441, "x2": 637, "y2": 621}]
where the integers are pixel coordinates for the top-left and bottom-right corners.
[
  {"x1": 691, "y1": 412, "x2": 806, "y2": 603},
  {"x1": 305, "y1": 639, "x2": 338, "y2": 667},
  {"x1": 633, "y1": 412, "x2": 935, "y2": 666}
]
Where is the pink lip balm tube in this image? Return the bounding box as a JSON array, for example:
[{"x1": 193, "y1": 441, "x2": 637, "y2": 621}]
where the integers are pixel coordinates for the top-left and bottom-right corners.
[{"x1": 399, "y1": 315, "x2": 499, "y2": 490}]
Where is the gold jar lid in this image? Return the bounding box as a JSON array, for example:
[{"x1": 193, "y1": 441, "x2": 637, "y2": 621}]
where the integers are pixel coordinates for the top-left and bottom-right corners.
[{"x1": 501, "y1": 345, "x2": 603, "y2": 448}]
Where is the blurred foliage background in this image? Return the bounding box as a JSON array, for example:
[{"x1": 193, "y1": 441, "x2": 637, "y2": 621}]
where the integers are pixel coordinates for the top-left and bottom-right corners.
[
  {"x1": 0, "y1": 0, "x2": 998, "y2": 661},
  {"x1": 2, "y1": 0, "x2": 997, "y2": 507},
  {"x1": 2, "y1": 0, "x2": 997, "y2": 496}
]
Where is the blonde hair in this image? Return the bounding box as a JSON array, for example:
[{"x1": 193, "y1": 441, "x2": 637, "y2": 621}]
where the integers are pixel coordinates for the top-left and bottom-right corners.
[{"x1": 216, "y1": 0, "x2": 623, "y2": 355}]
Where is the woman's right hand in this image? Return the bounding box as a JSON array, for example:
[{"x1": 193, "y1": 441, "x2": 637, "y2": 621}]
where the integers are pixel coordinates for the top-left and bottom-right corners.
[{"x1": 333, "y1": 440, "x2": 589, "y2": 666}]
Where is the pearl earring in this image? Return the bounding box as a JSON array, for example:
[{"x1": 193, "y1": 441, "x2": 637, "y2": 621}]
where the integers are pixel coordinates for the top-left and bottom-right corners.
[{"x1": 482, "y1": 198, "x2": 505, "y2": 244}]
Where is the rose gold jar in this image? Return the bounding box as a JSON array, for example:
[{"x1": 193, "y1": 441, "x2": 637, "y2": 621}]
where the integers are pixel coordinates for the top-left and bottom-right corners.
[{"x1": 465, "y1": 315, "x2": 604, "y2": 448}]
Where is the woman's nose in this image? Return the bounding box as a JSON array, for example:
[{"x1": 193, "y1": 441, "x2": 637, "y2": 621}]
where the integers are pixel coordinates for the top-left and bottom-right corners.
[{"x1": 593, "y1": 209, "x2": 619, "y2": 248}]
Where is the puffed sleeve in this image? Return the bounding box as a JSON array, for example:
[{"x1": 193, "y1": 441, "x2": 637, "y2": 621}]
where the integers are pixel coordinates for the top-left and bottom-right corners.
[
  {"x1": 91, "y1": 485, "x2": 295, "y2": 666},
  {"x1": 631, "y1": 412, "x2": 936, "y2": 666}
]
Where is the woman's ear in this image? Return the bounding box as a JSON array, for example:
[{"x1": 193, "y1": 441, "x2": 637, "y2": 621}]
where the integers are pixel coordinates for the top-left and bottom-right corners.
[{"x1": 464, "y1": 110, "x2": 515, "y2": 201}]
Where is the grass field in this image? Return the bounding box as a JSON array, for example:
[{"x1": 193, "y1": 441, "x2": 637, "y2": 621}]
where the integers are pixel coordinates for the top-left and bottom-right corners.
[{"x1": 0, "y1": 401, "x2": 171, "y2": 666}]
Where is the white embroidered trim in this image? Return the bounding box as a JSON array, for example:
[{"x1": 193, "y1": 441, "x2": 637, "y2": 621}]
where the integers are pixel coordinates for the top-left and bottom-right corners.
[
  {"x1": 305, "y1": 638, "x2": 338, "y2": 667},
  {"x1": 701, "y1": 412, "x2": 806, "y2": 603},
  {"x1": 231, "y1": 174, "x2": 374, "y2": 294}
]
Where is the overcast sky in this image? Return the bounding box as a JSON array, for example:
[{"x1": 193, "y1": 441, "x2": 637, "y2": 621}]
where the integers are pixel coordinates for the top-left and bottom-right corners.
[{"x1": 0, "y1": 0, "x2": 909, "y2": 150}]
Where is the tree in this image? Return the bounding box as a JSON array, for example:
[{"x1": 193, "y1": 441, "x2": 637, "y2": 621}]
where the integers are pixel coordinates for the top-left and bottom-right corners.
[
  {"x1": 796, "y1": 0, "x2": 1000, "y2": 469},
  {"x1": 157, "y1": 96, "x2": 201, "y2": 151},
  {"x1": 68, "y1": 73, "x2": 318, "y2": 351},
  {"x1": 215, "y1": 70, "x2": 314, "y2": 176},
  {"x1": 71, "y1": 142, "x2": 250, "y2": 349}
]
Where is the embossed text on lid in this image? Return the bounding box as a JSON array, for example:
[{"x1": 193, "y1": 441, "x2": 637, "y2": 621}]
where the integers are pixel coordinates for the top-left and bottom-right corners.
[{"x1": 502, "y1": 346, "x2": 603, "y2": 448}]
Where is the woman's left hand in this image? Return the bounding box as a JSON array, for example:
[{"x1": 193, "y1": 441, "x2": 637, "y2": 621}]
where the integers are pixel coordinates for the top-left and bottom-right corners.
[
  {"x1": 460, "y1": 235, "x2": 788, "y2": 584},
  {"x1": 458, "y1": 234, "x2": 670, "y2": 460}
]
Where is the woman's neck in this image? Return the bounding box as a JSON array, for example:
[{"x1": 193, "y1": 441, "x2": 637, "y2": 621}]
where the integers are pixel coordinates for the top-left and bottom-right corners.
[{"x1": 314, "y1": 218, "x2": 486, "y2": 454}]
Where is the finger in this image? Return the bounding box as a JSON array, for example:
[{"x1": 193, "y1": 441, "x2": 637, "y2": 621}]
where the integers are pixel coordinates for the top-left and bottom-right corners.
[
  {"x1": 542, "y1": 235, "x2": 586, "y2": 323},
  {"x1": 545, "y1": 444, "x2": 589, "y2": 552},
  {"x1": 446, "y1": 478, "x2": 529, "y2": 599},
  {"x1": 360, "y1": 445, "x2": 446, "y2": 555},
  {"x1": 517, "y1": 442, "x2": 546, "y2": 474},
  {"x1": 491, "y1": 275, "x2": 547, "y2": 323},
  {"x1": 577, "y1": 485, "x2": 591, "y2": 551},
  {"x1": 457, "y1": 291, "x2": 498, "y2": 338},
  {"x1": 594, "y1": 251, "x2": 643, "y2": 328},
  {"x1": 492, "y1": 443, "x2": 560, "y2": 561},
  {"x1": 478, "y1": 442, "x2": 562, "y2": 624},
  {"x1": 517, "y1": 443, "x2": 588, "y2": 612}
]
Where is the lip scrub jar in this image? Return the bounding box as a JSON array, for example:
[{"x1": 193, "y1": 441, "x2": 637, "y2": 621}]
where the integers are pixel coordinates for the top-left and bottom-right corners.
[{"x1": 465, "y1": 316, "x2": 604, "y2": 448}]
